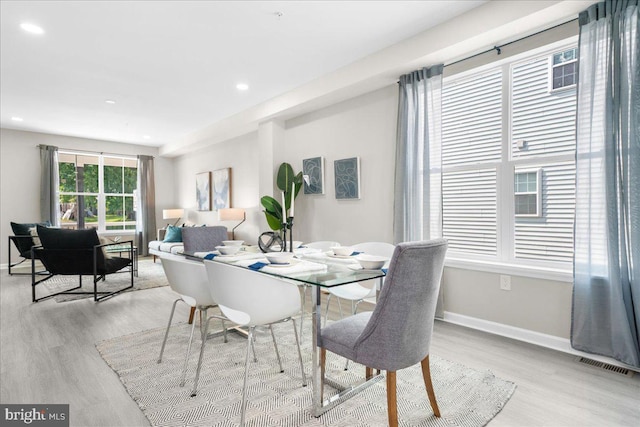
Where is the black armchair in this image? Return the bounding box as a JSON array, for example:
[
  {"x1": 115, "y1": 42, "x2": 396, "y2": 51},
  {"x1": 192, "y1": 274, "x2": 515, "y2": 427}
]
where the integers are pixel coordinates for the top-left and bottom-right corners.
[
  {"x1": 31, "y1": 225, "x2": 133, "y2": 302},
  {"x1": 8, "y1": 221, "x2": 49, "y2": 275}
]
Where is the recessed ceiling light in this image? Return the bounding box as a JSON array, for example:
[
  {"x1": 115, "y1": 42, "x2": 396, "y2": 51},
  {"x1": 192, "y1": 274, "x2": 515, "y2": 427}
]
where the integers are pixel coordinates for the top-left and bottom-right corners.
[
  {"x1": 105, "y1": 100, "x2": 116, "y2": 104},
  {"x1": 20, "y1": 23, "x2": 44, "y2": 35},
  {"x1": 143, "y1": 135, "x2": 151, "y2": 140},
  {"x1": 236, "y1": 83, "x2": 249, "y2": 91},
  {"x1": 11, "y1": 117, "x2": 24, "y2": 122}
]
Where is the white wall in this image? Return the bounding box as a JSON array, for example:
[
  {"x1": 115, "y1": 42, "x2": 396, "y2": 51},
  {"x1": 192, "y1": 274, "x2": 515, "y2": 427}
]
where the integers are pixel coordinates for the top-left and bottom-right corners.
[
  {"x1": 0, "y1": 128, "x2": 173, "y2": 266},
  {"x1": 280, "y1": 85, "x2": 398, "y2": 245},
  {"x1": 171, "y1": 131, "x2": 261, "y2": 244}
]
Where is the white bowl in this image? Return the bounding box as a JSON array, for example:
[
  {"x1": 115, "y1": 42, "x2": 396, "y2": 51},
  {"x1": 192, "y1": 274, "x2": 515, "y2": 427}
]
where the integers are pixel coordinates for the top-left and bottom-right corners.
[
  {"x1": 222, "y1": 240, "x2": 244, "y2": 246},
  {"x1": 265, "y1": 252, "x2": 295, "y2": 265},
  {"x1": 331, "y1": 246, "x2": 354, "y2": 257},
  {"x1": 216, "y1": 245, "x2": 241, "y2": 255},
  {"x1": 355, "y1": 254, "x2": 387, "y2": 270}
]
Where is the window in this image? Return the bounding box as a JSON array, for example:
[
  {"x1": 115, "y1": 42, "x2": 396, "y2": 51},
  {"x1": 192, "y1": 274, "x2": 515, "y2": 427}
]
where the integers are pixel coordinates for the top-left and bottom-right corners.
[
  {"x1": 514, "y1": 169, "x2": 541, "y2": 217},
  {"x1": 58, "y1": 151, "x2": 137, "y2": 232},
  {"x1": 442, "y1": 40, "x2": 577, "y2": 268},
  {"x1": 551, "y1": 48, "x2": 577, "y2": 90}
]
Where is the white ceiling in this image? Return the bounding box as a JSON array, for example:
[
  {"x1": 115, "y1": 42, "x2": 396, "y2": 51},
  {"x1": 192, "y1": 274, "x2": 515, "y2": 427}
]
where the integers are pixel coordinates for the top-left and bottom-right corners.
[{"x1": 0, "y1": 1, "x2": 486, "y2": 148}]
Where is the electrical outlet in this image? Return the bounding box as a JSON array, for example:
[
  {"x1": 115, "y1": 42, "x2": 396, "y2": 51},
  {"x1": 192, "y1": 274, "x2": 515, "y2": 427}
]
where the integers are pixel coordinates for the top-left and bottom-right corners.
[{"x1": 500, "y1": 275, "x2": 511, "y2": 291}]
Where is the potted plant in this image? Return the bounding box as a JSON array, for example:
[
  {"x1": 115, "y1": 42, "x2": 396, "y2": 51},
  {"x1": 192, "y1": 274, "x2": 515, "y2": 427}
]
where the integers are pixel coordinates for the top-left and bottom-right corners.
[{"x1": 260, "y1": 163, "x2": 303, "y2": 249}]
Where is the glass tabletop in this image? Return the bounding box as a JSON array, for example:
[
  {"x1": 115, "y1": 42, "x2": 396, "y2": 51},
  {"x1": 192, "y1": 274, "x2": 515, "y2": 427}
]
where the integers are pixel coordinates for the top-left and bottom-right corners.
[{"x1": 182, "y1": 251, "x2": 386, "y2": 288}]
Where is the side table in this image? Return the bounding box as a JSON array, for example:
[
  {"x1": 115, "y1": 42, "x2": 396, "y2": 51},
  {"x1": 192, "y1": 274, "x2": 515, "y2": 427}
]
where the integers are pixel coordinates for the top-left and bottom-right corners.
[{"x1": 105, "y1": 244, "x2": 138, "y2": 277}]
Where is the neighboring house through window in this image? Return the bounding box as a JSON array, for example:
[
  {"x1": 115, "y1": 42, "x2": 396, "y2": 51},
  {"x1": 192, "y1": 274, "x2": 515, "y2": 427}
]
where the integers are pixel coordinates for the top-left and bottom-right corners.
[
  {"x1": 441, "y1": 39, "x2": 577, "y2": 270},
  {"x1": 58, "y1": 151, "x2": 137, "y2": 232}
]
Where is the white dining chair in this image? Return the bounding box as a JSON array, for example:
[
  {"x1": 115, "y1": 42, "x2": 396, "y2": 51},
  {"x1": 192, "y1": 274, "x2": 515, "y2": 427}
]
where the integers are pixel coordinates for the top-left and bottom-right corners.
[
  {"x1": 200, "y1": 260, "x2": 307, "y2": 426},
  {"x1": 324, "y1": 242, "x2": 395, "y2": 369},
  {"x1": 158, "y1": 257, "x2": 227, "y2": 387}
]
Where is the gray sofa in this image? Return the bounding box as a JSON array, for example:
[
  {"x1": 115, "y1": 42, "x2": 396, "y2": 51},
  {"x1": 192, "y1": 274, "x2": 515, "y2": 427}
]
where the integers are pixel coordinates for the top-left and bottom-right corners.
[{"x1": 148, "y1": 226, "x2": 229, "y2": 260}]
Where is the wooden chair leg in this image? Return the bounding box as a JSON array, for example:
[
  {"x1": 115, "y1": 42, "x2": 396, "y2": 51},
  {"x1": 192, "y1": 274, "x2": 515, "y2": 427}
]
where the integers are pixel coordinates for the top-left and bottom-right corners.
[
  {"x1": 421, "y1": 355, "x2": 441, "y2": 417},
  {"x1": 188, "y1": 307, "x2": 196, "y2": 324},
  {"x1": 365, "y1": 366, "x2": 373, "y2": 380},
  {"x1": 320, "y1": 347, "x2": 326, "y2": 401},
  {"x1": 386, "y1": 371, "x2": 398, "y2": 427}
]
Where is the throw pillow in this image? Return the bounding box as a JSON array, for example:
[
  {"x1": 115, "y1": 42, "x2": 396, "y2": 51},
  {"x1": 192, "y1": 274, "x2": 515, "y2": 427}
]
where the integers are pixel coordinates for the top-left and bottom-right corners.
[
  {"x1": 163, "y1": 225, "x2": 182, "y2": 243},
  {"x1": 99, "y1": 237, "x2": 114, "y2": 259},
  {"x1": 28, "y1": 227, "x2": 42, "y2": 247}
]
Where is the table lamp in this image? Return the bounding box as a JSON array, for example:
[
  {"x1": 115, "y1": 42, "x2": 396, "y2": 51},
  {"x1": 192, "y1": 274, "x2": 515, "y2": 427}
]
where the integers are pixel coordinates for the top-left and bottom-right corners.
[
  {"x1": 162, "y1": 209, "x2": 184, "y2": 227},
  {"x1": 218, "y1": 208, "x2": 246, "y2": 239}
]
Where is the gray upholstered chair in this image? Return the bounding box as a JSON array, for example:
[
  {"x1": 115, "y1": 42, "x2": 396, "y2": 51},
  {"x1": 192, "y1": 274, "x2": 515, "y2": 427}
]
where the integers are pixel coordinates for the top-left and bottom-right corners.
[{"x1": 319, "y1": 239, "x2": 448, "y2": 427}]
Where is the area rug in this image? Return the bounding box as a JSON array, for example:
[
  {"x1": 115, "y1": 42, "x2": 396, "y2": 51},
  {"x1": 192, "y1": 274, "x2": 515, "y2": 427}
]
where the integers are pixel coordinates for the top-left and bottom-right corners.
[
  {"x1": 96, "y1": 320, "x2": 516, "y2": 426},
  {"x1": 42, "y1": 258, "x2": 168, "y2": 302}
]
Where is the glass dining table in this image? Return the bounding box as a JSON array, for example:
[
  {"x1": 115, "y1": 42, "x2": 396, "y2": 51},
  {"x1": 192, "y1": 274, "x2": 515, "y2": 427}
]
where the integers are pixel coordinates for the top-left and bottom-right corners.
[{"x1": 183, "y1": 249, "x2": 387, "y2": 417}]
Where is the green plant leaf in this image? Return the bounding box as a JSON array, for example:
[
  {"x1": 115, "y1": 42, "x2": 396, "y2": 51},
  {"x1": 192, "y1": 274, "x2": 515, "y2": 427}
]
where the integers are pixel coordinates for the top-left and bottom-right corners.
[
  {"x1": 260, "y1": 195, "x2": 281, "y2": 216},
  {"x1": 293, "y1": 171, "x2": 303, "y2": 198},
  {"x1": 277, "y1": 163, "x2": 295, "y2": 193},
  {"x1": 264, "y1": 211, "x2": 283, "y2": 231}
]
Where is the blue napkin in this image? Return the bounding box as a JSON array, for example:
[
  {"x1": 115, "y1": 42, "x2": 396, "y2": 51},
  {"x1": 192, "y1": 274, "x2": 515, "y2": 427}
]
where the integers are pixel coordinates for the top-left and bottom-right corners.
[
  {"x1": 204, "y1": 253, "x2": 217, "y2": 260},
  {"x1": 248, "y1": 262, "x2": 268, "y2": 271},
  {"x1": 382, "y1": 268, "x2": 388, "y2": 274},
  {"x1": 350, "y1": 251, "x2": 363, "y2": 256}
]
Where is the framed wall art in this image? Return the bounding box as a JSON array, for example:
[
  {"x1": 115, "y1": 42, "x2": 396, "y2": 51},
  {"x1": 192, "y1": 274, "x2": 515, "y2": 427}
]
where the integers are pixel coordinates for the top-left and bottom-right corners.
[
  {"x1": 212, "y1": 168, "x2": 232, "y2": 210},
  {"x1": 334, "y1": 157, "x2": 360, "y2": 199},
  {"x1": 302, "y1": 156, "x2": 325, "y2": 195},
  {"x1": 196, "y1": 172, "x2": 211, "y2": 211}
]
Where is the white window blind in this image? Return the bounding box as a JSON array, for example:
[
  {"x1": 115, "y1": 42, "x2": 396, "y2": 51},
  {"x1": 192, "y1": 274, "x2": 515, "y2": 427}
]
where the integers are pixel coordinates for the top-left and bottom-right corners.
[
  {"x1": 442, "y1": 168, "x2": 497, "y2": 255},
  {"x1": 514, "y1": 162, "x2": 575, "y2": 263},
  {"x1": 442, "y1": 70, "x2": 502, "y2": 167},
  {"x1": 511, "y1": 57, "x2": 577, "y2": 158}
]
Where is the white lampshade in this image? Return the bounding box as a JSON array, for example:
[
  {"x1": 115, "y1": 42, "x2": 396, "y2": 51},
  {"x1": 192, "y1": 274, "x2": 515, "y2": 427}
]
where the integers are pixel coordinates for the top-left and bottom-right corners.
[
  {"x1": 162, "y1": 208, "x2": 184, "y2": 219},
  {"x1": 218, "y1": 208, "x2": 246, "y2": 239},
  {"x1": 218, "y1": 208, "x2": 245, "y2": 221}
]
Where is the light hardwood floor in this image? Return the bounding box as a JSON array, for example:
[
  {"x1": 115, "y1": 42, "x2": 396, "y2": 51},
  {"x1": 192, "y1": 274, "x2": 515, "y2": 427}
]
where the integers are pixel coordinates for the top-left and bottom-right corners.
[{"x1": 1, "y1": 259, "x2": 638, "y2": 426}]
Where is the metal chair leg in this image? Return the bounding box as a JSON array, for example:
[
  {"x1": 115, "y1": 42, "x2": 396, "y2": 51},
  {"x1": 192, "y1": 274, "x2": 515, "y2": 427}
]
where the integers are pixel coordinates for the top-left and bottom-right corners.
[
  {"x1": 270, "y1": 325, "x2": 284, "y2": 373},
  {"x1": 240, "y1": 326, "x2": 255, "y2": 427},
  {"x1": 158, "y1": 298, "x2": 181, "y2": 363},
  {"x1": 291, "y1": 319, "x2": 307, "y2": 386},
  {"x1": 190, "y1": 314, "x2": 213, "y2": 396},
  {"x1": 180, "y1": 309, "x2": 200, "y2": 387}
]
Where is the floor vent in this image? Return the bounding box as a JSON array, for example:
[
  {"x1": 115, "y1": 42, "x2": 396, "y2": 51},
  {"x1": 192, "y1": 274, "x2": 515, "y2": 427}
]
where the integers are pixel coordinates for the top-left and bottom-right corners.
[{"x1": 576, "y1": 357, "x2": 634, "y2": 377}]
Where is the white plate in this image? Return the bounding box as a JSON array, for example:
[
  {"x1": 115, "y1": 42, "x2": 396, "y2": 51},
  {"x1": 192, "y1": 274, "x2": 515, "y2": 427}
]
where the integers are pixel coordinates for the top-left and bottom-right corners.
[
  {"x1": 327, "y1": 253, "x2": 354, "y2": 259},
  {"x1": 268, "y1": 259, "x2": 299, "y2": 267}
]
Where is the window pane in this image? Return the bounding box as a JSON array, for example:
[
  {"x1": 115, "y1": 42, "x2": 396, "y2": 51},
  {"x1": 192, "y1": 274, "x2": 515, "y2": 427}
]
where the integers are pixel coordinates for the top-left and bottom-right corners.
[
  {"x1": 104, "y1": 165, "x2": 123, "y2": 194},
  {"x1": 82, "y1": 164, "x2": 99, "y2": 193},
  {"x1": 58, "y1": 161, "x2": 76, "y2": 192},
  {"x1": 124, "y1": 166, "x2": 137, "y2": 193},
  {"x1": 106, "y1": 195, "x2": 125, "y2": 223},
  {"x1": 515, "y1": 194, "x2": 537, "y2": 215},
  {"x1": 82, "y1": 195, "x2": 99, "y2": 228},
  {"x1": 60, "y1": 195, "x2": 77, "y2": 229}
]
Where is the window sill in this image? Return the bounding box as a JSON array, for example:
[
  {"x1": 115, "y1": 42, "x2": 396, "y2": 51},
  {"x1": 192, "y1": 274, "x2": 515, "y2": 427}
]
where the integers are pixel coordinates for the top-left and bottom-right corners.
[
  {"x1": 444, "y1": 257, "x2": 572, "y2": 283},
  {"x1": 98, "y1": 230, "x2": 137, "y2": 237}
]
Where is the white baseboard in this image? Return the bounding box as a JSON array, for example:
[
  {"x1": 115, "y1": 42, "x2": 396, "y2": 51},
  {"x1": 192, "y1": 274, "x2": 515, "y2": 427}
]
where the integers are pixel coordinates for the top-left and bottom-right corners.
[{"x1": 442, "y1": 311, "x2": 639, "y2": 373}]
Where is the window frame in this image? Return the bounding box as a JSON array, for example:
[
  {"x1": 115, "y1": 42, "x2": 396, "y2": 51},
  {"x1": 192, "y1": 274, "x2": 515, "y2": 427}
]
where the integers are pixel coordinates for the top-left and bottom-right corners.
[
  {"x1": 57, "y1": 150, "x2": 138, "y2": 234},
  {"x1": 514, "y1": 168, "x2": 542, "y2": 218},
  {"x1": 441, "y1": 37, "x2": 578, "y2": 277},
  {"x1": 549, "y1": 47, "x2": 578, "y2": 92}
]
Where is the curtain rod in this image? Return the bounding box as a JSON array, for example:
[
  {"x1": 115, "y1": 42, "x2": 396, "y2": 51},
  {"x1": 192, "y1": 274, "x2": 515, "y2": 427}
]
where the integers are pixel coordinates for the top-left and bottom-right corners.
[
  {"x1": 444, "y1": 17, "x2": 579, "y2": 68},
  {"x1": 36, "y1": 144, "x2": 153, "y2": 159}
]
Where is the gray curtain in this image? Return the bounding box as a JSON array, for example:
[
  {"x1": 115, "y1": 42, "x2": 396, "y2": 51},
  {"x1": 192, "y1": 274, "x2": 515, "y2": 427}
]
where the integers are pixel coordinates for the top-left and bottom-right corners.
[
  {"x1": 393, "y1": 65, "x2": 443, "y2": 244},
  {"x1": 39, "y1": 145, "x2": 59, "y2": 227},
  {"x1": 571, "y1": 0, "x2": 639, "y2": 367},
  {"x1": 136, "y1": 155, "x2": 156, "y2": 256}
]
